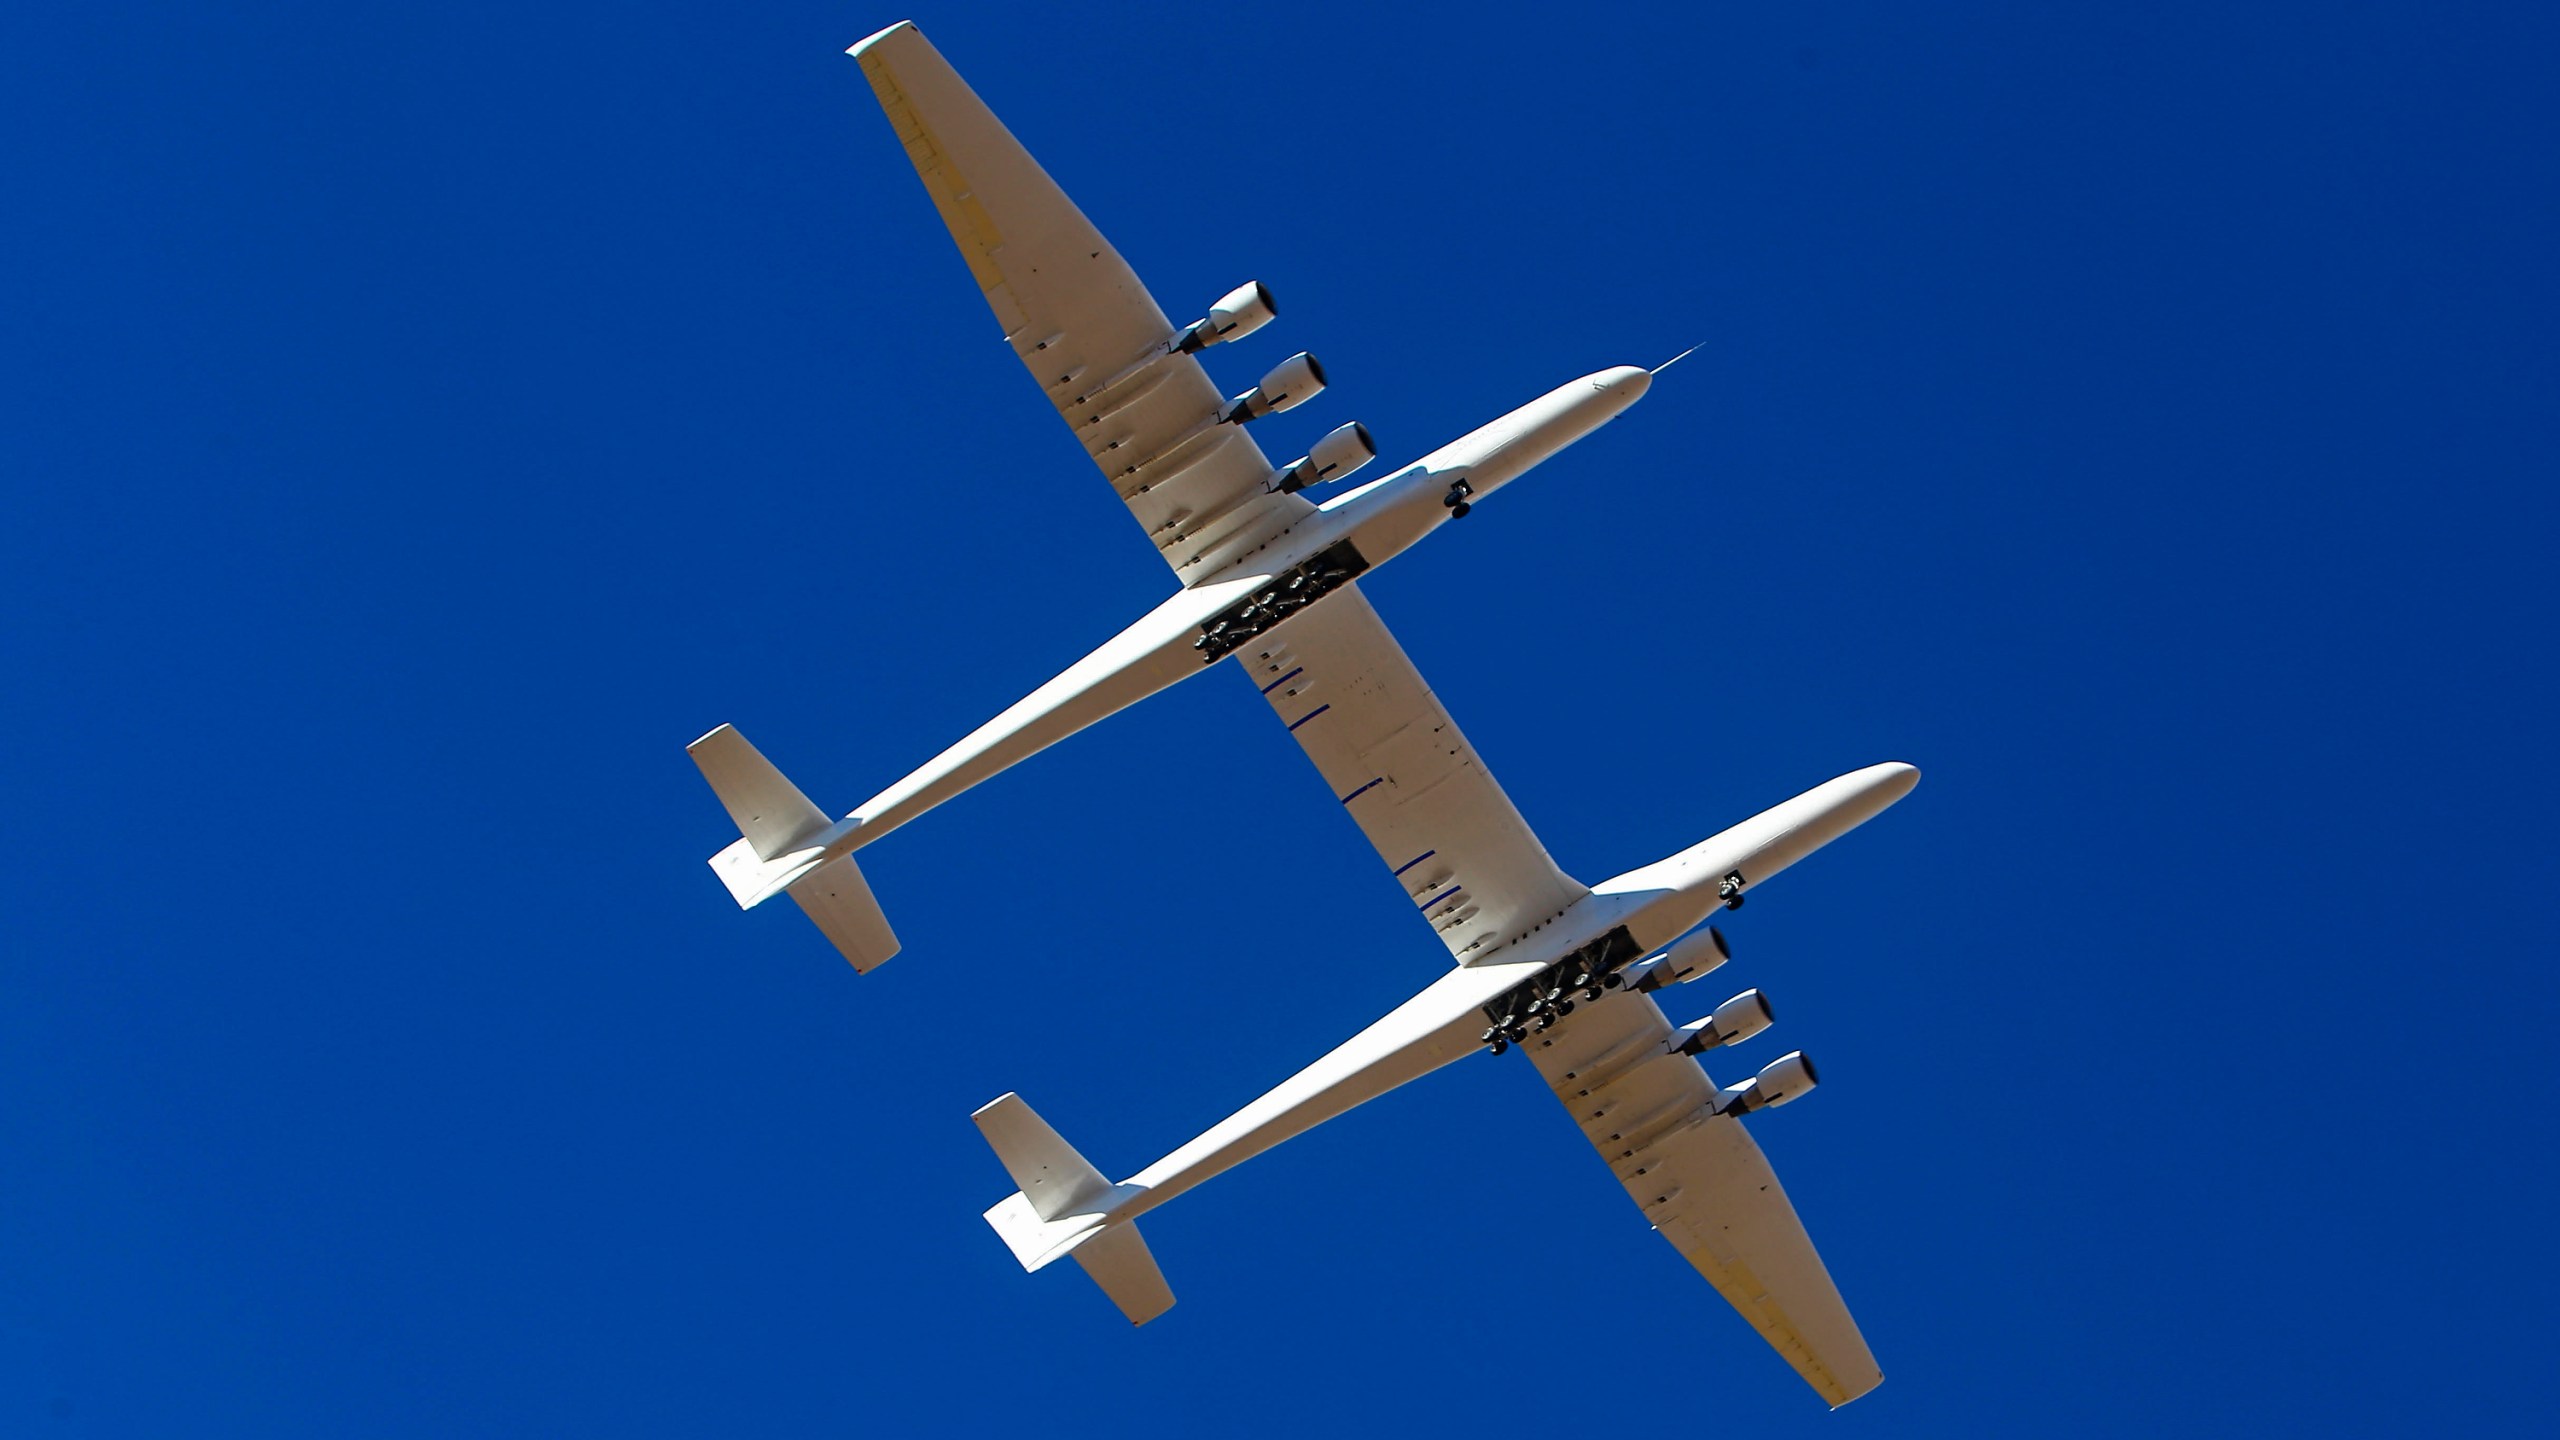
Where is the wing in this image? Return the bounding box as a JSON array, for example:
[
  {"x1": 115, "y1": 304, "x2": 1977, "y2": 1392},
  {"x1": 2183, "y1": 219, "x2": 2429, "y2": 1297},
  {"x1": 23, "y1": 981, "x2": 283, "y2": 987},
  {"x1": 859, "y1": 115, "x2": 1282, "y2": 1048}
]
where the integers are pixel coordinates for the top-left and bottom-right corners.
[
  {"x1": 849, "y1": 23, "x2": 1313, "y2": 578},
  {"x1": 1526, "y1": 992, "x2": 1884, "y2": 1407},
  {"x1": 1240, "y1": 584, "x2": 1588, "y2": 960}
]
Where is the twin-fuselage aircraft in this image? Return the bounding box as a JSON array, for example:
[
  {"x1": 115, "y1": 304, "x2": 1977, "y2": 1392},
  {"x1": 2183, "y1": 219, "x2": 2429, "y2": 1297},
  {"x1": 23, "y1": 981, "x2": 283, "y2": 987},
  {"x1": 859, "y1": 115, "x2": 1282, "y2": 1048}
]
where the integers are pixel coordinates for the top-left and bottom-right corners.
[{"x1": 689, "y1": 20, "x2": 1916, "y2": 1409}]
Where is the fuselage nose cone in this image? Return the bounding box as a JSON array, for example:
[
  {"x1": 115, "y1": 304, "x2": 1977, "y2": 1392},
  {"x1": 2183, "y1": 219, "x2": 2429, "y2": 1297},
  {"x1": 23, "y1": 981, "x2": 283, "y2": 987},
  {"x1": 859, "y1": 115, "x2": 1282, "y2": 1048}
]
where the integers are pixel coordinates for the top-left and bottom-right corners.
[
  {"x1": 1843, "y1": 761, "x2": 1922, "y2": 812},
  {"x1": 1596, "y1": 365, "x2": 1652, "y2": 407}
]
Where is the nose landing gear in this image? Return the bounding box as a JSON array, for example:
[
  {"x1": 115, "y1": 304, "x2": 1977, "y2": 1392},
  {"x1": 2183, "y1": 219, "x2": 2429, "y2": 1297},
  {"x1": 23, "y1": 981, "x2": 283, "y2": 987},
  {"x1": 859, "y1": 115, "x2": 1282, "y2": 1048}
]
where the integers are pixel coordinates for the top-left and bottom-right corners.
[
  {"x1": 1443, "y1": 478, "x2": 1474, "y2": 518},
  {"x1": 1717, "y1": 870, "x2": 1747, "y2": 911}
]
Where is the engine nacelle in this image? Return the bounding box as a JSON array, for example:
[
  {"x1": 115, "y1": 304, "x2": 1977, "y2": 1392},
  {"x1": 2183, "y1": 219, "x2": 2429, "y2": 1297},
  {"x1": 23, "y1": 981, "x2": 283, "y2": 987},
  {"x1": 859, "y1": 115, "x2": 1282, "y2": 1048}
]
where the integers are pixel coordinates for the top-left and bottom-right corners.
[
  {"x1": 1272, "y1": 422, "x2": 1377, "y2": 493},
  {"x1": 1627, "y1": 925, "x2": 1731, "y2": 993},
  {"x1": 1222, "y1": 352, "x2": 1327, "y2": 424},
  {"x1": 1175, "y1": 281, "x2": 1277, "y2": 353},
  {"x1": 1716, "y1": 1051, "x2": 1820, "y2": 1116},
  {"x1": 1677, "y1": 988, "x2": 1774, "y2": 1054}
]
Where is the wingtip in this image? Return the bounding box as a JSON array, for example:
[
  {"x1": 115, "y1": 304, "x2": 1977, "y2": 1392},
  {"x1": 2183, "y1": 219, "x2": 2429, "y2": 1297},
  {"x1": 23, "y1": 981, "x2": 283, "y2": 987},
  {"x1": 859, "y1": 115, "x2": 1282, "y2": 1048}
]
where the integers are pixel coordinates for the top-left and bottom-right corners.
[{"x1": 846, "y1": 20, "x2": 916, "y2": 57}]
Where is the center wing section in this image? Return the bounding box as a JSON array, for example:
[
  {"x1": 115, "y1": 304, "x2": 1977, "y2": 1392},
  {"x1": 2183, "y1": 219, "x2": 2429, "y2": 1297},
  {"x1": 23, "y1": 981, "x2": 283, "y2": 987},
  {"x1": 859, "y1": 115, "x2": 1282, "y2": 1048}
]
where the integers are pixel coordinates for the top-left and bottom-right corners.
[
  {"x1": 1525, "y1": 990, "x2": 1884, "y2": 1407},
  {"x1": 1240, "y1": 584, "x2": 1587, "y2": 961},
  {"x1": 850, "y1": 23, "x2": 1311, "y2": 578}
]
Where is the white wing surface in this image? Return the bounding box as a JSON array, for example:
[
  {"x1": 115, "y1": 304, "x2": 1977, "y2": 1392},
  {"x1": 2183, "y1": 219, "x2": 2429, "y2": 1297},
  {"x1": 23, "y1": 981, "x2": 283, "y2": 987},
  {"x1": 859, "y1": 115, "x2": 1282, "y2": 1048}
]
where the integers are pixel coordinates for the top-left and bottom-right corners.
[
  {"x1": 1241, "y1": 584, "x2": 1587, "y2": 960},
  {"x1": 1525, "y1": 992, "x2": 1884, "y2": 1407},
  {"x1": 849, "y1": 23, "x2": 1312, "y2": 577}
]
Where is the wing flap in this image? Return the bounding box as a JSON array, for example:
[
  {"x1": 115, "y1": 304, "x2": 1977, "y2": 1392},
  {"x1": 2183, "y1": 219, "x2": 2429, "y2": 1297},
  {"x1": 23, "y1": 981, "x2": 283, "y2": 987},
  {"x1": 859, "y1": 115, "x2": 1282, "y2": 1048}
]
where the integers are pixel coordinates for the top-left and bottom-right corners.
[
  {"x1": 1645, "y1": 1109, "x2": 1882, "y2": 1406},
  {"x1": 1524, "y1": 990, "x2": 1883, "y2": 1407},
  {"x1": 849, "y1": 23, "x2": 1310, "y2": 576},
  {"x1": 1243, "y1": 585, "x2": 1586, "y2": 960}
]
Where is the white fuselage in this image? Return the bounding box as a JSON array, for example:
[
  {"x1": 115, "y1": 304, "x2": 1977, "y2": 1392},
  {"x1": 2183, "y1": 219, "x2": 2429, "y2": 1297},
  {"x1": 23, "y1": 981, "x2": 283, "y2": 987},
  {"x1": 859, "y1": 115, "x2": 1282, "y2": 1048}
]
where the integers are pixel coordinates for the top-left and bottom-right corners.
[
  {"x1": 808, "y1": 367, "x2": 1654, "y2": 860},
  {"x1": 1218, "y1": 364, "x2": 1654, "y2": 581},
  {"x1": 996, "y1": 763, "x2": 1919, "y2": 1266}
]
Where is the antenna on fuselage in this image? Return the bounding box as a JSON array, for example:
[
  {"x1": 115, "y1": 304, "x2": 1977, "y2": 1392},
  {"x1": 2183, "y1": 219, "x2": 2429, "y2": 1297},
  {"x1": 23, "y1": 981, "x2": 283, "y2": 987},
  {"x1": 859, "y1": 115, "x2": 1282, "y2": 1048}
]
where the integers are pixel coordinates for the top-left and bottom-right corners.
[{"x1": 1651, "y1": 342, "x2": 1704, "y2": 376}]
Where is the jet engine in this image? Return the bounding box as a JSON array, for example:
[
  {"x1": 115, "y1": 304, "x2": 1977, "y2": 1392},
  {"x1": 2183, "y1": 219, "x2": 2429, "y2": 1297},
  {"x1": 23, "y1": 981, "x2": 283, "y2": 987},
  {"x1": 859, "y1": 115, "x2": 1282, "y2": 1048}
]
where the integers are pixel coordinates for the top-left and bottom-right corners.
[
  {"x1": 1626, "y1": 925, "x2": 1732, "y2": 993},
  {"x1": 1677, "y1": 988, "x2": 1774, "y2": 1054},
  {"x1": 1272, "y1": 422, "x2": 1378, "y2": 493},
  {"x1": 1223, "y1": 352, "x2": 1328, "y2": 424},
  {"x1": 1175, "y1": 281, "x2": 1277, "y2": 353},
  {"x1": 1715, "y1": 1051, "x2": 1819, "y2": 1116}
]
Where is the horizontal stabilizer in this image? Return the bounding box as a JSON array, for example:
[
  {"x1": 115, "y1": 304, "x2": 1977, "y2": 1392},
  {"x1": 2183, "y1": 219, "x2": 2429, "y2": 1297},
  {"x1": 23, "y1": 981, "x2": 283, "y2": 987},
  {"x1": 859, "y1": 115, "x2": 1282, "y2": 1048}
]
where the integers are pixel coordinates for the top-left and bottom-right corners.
[
  {"x1": 690, "y1": 724, "x2": 897, "y2": 969},
  {"x1": 975, "y1": 1093, "x2": 1174, "y2": 1324},
  {"x1": 1070, "y1": 1221, "x2": 1174, "y2": 1326},
  {"x1": 786, "y1": 853, "x2": 901, "y2": 972}
]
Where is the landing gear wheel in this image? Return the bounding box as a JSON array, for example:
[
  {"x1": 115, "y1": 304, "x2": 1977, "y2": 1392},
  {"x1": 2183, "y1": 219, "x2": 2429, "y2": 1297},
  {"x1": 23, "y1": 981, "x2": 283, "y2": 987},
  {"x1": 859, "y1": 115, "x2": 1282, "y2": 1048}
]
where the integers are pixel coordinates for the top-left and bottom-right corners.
[
  {"x1": 1554, "y1": 1000, "x2": 1575, "y2": 1017},
  {"x1": 1449, "y1": 501, "x2": 1471, "y2": 518},
  {"x1": 1488, "y1": 1039, "x2": 1508, "y2": 1056}
]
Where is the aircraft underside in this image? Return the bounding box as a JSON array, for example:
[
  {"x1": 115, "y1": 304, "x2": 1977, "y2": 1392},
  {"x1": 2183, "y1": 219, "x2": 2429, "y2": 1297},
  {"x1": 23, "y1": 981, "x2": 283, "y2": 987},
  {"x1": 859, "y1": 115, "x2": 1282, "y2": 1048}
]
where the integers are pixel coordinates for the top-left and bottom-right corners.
[{"x1": 684, "y1": 18, "x2": 1921, "y2": 1410}]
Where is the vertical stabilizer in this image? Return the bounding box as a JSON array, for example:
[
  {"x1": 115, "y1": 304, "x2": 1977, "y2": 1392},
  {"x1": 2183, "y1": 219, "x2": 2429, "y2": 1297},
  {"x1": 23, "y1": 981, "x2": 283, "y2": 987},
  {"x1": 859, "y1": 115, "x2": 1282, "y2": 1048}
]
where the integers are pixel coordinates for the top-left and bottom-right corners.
[
  {"x1": 689, "y1": 724, "x2": 829, "y2": 859},
  {"x1": 974, "y1": 1093, "x2": 1111, "y2": 1220},
  {"x1": 690, "y1": 724, "x2": 900, "y2": 970},
  {"x1": 973, "y1": 1094, "x2": 1175, "y2": 1325}
]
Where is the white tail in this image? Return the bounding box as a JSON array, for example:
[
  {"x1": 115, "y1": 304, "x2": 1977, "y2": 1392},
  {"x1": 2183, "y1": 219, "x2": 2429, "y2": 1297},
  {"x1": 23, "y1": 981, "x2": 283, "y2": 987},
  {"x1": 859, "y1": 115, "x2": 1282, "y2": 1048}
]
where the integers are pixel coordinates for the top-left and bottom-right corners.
[
  {"x1": 973, "y1": 1094, "x2": 1173, "y2": 1325},
  {"x1": 689, "y1": 724, "x2": 900, "y2": 972}
]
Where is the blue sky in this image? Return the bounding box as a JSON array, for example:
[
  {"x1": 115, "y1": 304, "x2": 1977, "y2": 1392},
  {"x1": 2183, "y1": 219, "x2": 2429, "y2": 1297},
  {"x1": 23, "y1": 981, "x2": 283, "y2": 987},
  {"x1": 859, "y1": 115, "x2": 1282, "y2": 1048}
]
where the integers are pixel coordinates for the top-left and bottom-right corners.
[{"x1": 5, "y1": 2, "x2": 2555, "y2": 1434}]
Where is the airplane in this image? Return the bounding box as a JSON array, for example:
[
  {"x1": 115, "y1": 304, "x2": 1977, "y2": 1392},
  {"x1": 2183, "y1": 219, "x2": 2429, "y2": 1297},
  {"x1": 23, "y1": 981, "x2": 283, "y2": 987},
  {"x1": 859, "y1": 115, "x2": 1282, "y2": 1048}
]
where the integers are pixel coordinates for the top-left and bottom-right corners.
[{"x1": 688, "y1": 21, "x2": 1918, "y2": 1408}]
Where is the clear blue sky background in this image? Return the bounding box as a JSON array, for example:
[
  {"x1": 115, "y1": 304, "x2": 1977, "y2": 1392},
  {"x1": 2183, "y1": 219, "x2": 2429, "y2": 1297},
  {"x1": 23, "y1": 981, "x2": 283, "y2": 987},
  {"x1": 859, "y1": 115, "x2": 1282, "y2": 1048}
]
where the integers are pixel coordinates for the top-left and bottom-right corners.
[{"x1": 5, "y1": 3, "x2": 2555, "y2": 1435}]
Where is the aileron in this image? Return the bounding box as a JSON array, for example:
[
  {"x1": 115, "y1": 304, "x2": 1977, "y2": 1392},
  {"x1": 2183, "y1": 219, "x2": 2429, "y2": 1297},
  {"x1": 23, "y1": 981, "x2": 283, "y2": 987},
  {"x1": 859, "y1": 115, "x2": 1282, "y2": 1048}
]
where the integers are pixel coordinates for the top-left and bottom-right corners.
[
  {"x1": 849, "y1": 22, "x2": 1310, "y2": 575},
  {"x1": 1528, "y1": 991, "x2": 1884, "y2": 1406}
]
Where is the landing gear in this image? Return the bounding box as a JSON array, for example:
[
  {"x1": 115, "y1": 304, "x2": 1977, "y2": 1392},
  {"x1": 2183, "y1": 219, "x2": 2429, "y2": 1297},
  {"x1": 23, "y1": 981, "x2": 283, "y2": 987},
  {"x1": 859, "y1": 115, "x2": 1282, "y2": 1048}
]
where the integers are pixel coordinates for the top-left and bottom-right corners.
[
  {"x1": 1443, "y1": 478, "x2": 1475, "y2": 518},
  {"x1": 1475, "y1": 925, "x2": 1647, "y2": 1055},
  {"x1": 1718, "y1": 870, "x2": 1747, "y2": 911},
  {"x1": 1193, "y1": 540, "x2": 1372, "y2": 662}
]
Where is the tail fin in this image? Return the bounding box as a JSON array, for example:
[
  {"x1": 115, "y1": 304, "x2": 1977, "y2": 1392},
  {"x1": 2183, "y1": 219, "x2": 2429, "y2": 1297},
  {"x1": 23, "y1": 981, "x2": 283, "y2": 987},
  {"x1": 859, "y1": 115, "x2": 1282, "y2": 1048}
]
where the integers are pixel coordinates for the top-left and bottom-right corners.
[
  {"x1": 780, "y1": 854, "x2": 900, "y2": 973},
  {"x1": 689, "y1": 724, "x2": 900, "y2": 972},
  {"x1": 1066, "y1": 1224, "x2": 1174, "y2": 1328},
  {"x1": 690, "y1": 723, "x2": 829, "y2": 859},
  {"x1": 973, "y1": 1094, "x2": 1174, "y2": 1326}
]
